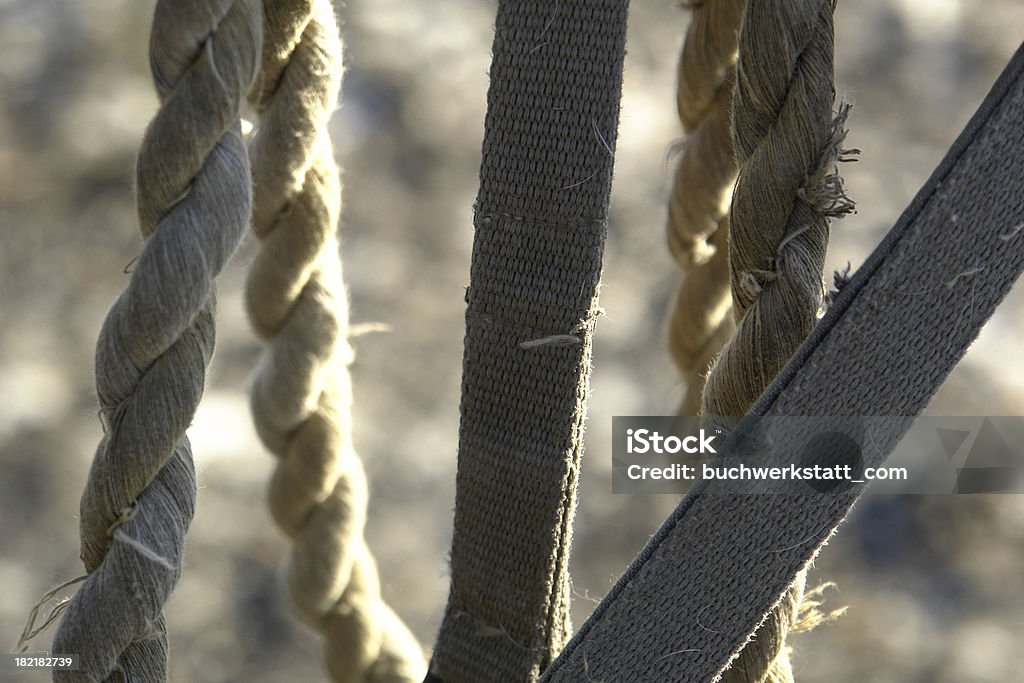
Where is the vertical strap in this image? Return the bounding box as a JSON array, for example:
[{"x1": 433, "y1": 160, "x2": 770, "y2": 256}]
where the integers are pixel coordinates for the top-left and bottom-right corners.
[
  {"x1": 427, "y1": 2, "x2": 630, "y2": 681},
  {"x1": 541, "y1": 41, "x2": 1024, "y2": 682}
]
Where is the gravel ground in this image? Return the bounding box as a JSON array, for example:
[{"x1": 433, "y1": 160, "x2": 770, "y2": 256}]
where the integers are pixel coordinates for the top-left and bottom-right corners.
[{"x1": 1, "y1": 1, "x2": 1023, "y2": 681}]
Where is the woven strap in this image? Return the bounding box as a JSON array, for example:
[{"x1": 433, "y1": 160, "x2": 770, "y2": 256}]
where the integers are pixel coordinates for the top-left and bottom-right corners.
[
  {"x1": 426, "y1": 2, "x2": 629, "y2": 681},
  {"x1": 541, "y1": 41, "x2": 1024, "y2": 682}
]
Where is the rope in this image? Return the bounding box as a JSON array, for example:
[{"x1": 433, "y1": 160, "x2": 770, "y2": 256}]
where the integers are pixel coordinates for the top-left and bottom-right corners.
[
  {"x1": 700, "y1": 0, "x2": 853, "y2": 681},
  {"x1": 48, "y1": 1, "x2": 261, "y2": 680},
  {"x1": 702, "y1": 0, "x2": 853, "y2": 418},
  {"x1": 244, "y1": 1, "x2": 424, "y2": 680},
  {"x1": 667, "y1": 0, "x2": 745, "y2": 415}
]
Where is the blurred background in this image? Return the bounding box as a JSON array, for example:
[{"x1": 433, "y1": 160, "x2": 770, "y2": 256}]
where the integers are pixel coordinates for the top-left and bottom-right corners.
[{"x1": 2, "y1": 1, "x2": 1023, "y2": 681}]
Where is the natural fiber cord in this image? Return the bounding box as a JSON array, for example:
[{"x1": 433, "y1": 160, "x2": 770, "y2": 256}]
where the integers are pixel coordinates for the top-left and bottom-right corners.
[
  {"x1": 244, "y1": 0, "x2": 424, "y2": 681},
  {"x1": 702, "y1": 0, "x2": 853, "y2": 418},
  {"x1": 667, "y1": 0, "x2": 744, "y2": 416},
  {"x1": 50, "y1": 1, "x2": 262, "y2": 680},
  {"x1": 699, "y1": 1, "x2": 853, "y2": 681}
]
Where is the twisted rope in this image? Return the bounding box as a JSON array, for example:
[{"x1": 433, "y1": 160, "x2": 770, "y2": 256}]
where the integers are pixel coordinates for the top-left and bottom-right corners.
[
  {"x1": 700, "y1": 1, "x2": 853, "y2": 681},
  {"x1": 50, "y1": 1, "x2": 261, "y2": 680},
  {"x1": 667, "y1": 0, "x2": 745, "y2": 415},
  {"x1": 244, "y1": 1, "x2": 424, "y2": 681},
  {"x1": 702, "y1": 0, "x2": 853, "y2": 419}
]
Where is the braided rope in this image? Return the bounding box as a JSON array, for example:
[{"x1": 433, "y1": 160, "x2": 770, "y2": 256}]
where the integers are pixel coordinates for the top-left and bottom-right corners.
[
  {"x1": 700, "y1": 1, "x2": 853, "y2": 681},
  {"x1": 244, "y1": 1, "x2": 424, "y2": 681},
  {"x1": 51, "y1": 1, "x2": 261, "y2": 680},
  {"x1": 667, "y1": 0, "x2": 745, "y2": 415}
]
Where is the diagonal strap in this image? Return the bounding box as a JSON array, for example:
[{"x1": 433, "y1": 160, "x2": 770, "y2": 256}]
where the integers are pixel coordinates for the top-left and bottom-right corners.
[
  {"x1": 541, "y1": 41, "x2": 1024, "y2": 682},
  {"x1": 426, "y1": 2, "x2": 630, "y2": 681}
]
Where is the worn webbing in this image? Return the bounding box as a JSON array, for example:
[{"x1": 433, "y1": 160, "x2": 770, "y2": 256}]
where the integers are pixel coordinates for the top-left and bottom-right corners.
[
  {"x1": 541, "y1": 42, "x2": 1024, "y2": 682},
  {"x1": 426, "y1": 2, "x2": 630, "y2": 682}
]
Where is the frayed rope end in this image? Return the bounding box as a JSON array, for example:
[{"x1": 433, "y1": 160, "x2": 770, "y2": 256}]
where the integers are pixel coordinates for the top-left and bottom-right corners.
[
  {"x1": 792, "y1": 581, "x2": 848, "y2": 634},
  {"x1": 800, "y1": 100, "x2": 859, "y2": 219}
]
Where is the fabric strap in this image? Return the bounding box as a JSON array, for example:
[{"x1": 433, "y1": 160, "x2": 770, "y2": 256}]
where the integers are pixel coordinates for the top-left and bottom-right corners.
[
  {"x1": 540, "y1": 41, "x2": 1024, "y2": 682},
  {"x1": 426, "y1": 2, "x2": 630, "y2": 681}
]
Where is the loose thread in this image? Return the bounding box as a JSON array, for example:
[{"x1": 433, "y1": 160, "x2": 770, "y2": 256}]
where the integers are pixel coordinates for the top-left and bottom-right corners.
[
  {"x1": 17, "y1": 575, "x2": 87, "y2": 652},
  {"x1": 112, "y1": 529, "x2": 175, "y2": 570}
]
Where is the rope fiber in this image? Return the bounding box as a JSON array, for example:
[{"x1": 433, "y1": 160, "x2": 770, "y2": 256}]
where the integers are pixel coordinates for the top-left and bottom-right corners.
[
  {"x1": 244, "y1": 0, "x2": 425, "y2": 680},
  {"x1": 51, "y1": 0, "x2": 262, "y2": 680},
  {"x1": 667, "y1": 0, "x2": 745, "y2": 415},
  {"x1": 701, "y1": 1, "x2": 854, "y2": 681},
  {"x1": 703, "y1": 0, "x2": 854, "y2": 419}
]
